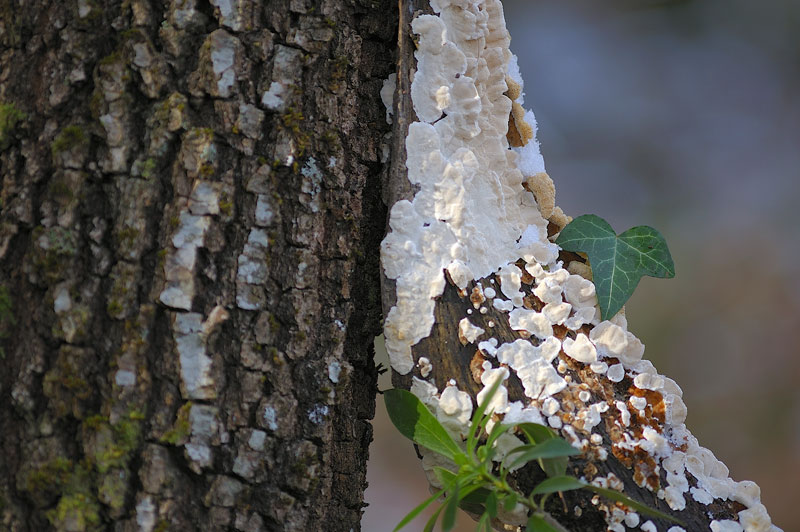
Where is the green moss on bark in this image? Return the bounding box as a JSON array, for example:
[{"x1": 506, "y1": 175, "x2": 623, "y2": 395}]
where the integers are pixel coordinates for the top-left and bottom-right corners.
[{"x1": 0, "y1": 102, "x2": 26, "y2": 150}]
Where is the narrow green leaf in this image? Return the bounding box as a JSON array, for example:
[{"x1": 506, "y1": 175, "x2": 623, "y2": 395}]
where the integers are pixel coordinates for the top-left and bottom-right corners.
[
  {"x1": 486, "y1": 422, "x2": 511, "y2": 450},
  {"x1": 555, "y1": 214, "x2": 675, "y2": 320},
  {"x1": 484, "y1": 491, "x2": 498, "y2": 519},
  {"x1": 423, "y1": 502, "x2": 444, "y2": 532},
  {"x1": 484, "y1": 422, "x2": 515, "y2": 464},
  {"x1": 457, "y1": 483, "x2": 485, "y2": 503},
  {"x1": 478, "y1": 512, "x2": 491, "y2": 532},
  {"x1": 527, "y1": 513, "x2": 572, "y2": 532},
  {"x1": 517, "y1": 423, "x2": 558, "y2": 444},
  {"x1": 501, "y1": 492, "x2": 518, "y2": 512},
  {"x1": 393, "y1": 488, "x2": 445, "y2": 532},
  {"x1": 384, "y1": 389, "x2": 463, "y2": 461},
  {"x1": 541, "y1": 456, "x2": 569, "y2": 479},
  {"x1": 476, "y1": 445, "x2": 489, "y2": 462},
  {"x1": 459, "y1": 486, "x2": 493, "y2": 507},
  {"x1": 516, "y1": 423, "x2": 568, "y2": 478},
  {"x1": 453, "y1": 453, "x2": 470, "y2": 468},
  {"x1": 531, "y1": 475, "x2": 586, "y2": 495},
  {"x1": 505, "y1": 439, "x2": 581, "y2": 471},
  {"x1": 467, "y1": 376, "x2": 504, "y2": 453},
  {"x1": 586, "y1": 485, "x2": 685, "y2": 526},
  {"x1": 433, "y1": 467, "x2": 458, "y2": 489},
  {"x1": 442, "y1": 483, "x2": 460, "y2": 531},
  {"x1": 440, "y1": 482, "x2": 487, "y2": 532}
]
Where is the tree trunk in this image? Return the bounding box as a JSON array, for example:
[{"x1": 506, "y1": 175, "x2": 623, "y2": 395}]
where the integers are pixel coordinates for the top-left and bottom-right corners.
[
  {"x1": 381, "y1": 1, "x2": 780, "y2": 531},
  {"x1": 0, "y1": 1, "x2": 394, "y2": 531}
]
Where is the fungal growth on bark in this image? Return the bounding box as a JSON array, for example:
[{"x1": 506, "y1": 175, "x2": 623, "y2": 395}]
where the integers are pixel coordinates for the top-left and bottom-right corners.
[{"x1": 380, "y1": 1, "x2": 781, "y2": 530}]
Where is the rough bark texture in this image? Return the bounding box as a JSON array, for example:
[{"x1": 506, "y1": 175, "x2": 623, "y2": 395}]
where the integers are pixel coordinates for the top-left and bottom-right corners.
[{"x1": 0, "y1": 1, "x2": 394, "y2": 531}]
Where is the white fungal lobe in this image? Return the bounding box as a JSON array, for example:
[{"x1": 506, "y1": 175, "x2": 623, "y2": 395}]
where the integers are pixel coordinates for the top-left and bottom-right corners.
[
  {"x1": 381, "y1": 0, "x2": 556, "y2": 374},
  {"x1": 458, "y1": 317, "x2": 485, "y2": 345},
  {"x1": 496, "y1": 339, "x2": 565, "y2": 399},
  {"x1": 562, "y1": 333, "x2": 597, "y2": 364},
  {"x1": 381, "y1": 1, "x2": 779, "y2": 530},
  {"x1": 417, "y1": 356, "x2": 433, "y2": 378},
  {"x1": 711, "y1": 521, "x2": 745, "y2": 532},
  {"x1": 508, "y1": 308, "x2": 552, "y2": 339},
  {"x1": 590, "y1": 320, "x2": 644, "y2": 365}
]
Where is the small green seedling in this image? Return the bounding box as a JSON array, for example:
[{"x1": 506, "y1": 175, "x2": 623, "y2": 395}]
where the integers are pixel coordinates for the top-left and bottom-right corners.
[
  {"x1": 383, "y1": 379, "x2": 681, "y2": 531},
  {"x1": 555, "y1": 214, "x2": 675, "y2": 320}
]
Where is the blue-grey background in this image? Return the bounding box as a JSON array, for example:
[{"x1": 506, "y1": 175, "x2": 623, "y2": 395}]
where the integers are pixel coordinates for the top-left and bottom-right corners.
[{"x1": 364, "y1": 1, "x2": 800, "y2": 529}]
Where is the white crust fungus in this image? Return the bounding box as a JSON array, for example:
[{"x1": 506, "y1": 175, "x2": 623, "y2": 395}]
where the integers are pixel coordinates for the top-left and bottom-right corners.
[
  {"x1": 508, "y1": 308, "x2": 553, "y2": 339},
  {"x1": 476, "y1": 366, "x2": 510, "y2": 416},
  {"x1": 496, "y1": 339, "x2": 566, "y2": 399},
  {"x1": 711, "y1": 520, "x2": 745, "y2": 532},
  {"x1": 417, "y1": 356, "x2": 433, "y2": 378},
  {"x1": 589, "y1": 320, "x2": 644, "y2": 366},
  {"x1": 380, "y1": 1, "x2": 780, "y2": 530},
  {"x1": 458, "y1": 317, "x2": 485, "y2": 345},
  {"x1": 562, "y1": 334, "x2": 598, "y2": 364}
]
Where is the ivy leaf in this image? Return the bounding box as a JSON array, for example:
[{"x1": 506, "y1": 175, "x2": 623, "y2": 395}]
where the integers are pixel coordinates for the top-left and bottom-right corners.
[
  {"x1": 384, "y1": 389, "x2": 464, "y2": 462},
  {"x1": 555, "y1": 214, "x2": 675, "y2": 320}
]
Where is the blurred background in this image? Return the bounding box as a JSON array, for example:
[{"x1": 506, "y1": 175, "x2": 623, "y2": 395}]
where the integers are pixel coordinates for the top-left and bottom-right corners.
[{"x1": 363, "y1": 0, "x2": 800, "y2": 530}]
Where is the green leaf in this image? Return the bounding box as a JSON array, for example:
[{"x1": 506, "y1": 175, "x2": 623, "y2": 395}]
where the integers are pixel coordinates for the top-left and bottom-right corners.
[
  {"x1": 384, "y1": 389, "x2": 464, "y2": 462},
  {"x1": 442, "y1": 483, "x2": 460, "y2": 531},
  {"x1": 504, "y1": 439, "x2": 580, "y2": 471},
  {"x1": 433, "y1": 467, "x2": 458, "y2": 489},
  {"x1": 466, "y1": 376, "x2": 504, "y2": 454},
  {"x1": 393, "y1": 488, "x2": 446, "y2": 531},
  {"x1": 459, "y1": 486, "x2": 493, "y2": 508},
  {"x1": 484, "y1": 491, "x2": 498, "y2": 519},
  {"x1": 585, "y1": 485, "x2": 685, "y2": 526},
  {"x1": 516, "y1": 423, "x2": 558, "y2": 445},
  {"x1": 423, "y1": 502, "x2": 444, "y2": 532},
  {"x1": 526, "y1": 514, "x2": 571, "y2": 532},
  {"x1": 531, "y1": 475, "x2": 586, "y2": 495},
  {"x1": 516, "y1": 423, "x2": 569, "y2": 478},
  {"x1": 442, "y1": 482, "x2": 486, "y2": 532},
  {"x1": 501, "y1": 492, "x2": 518, "y2": 512},
  {"x1": 478, "y1": 512, "x2": 492, "y2": 532},
  {"x1": 485, "y1": 421, "x2": 511, "y2": 453},
  {"x1": 476, "y1": 445, "x2": 489, "y2": 462},
  {"x1": 555, "y1": 214, "x2": 675, "y2": 320}
]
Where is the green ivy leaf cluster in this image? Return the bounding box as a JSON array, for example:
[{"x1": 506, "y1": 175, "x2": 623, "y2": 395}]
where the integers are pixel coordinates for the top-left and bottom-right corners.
[
  {"x1": 384, "y1": 380, "x2": 681, "y2": 531},
  {"x1": 555, "y1": 214, "x2": 675, "y2": 320}
]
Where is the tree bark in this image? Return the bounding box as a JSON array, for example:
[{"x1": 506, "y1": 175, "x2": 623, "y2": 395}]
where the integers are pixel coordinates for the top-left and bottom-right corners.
[
  {"x1": 0, "y1": 1, "x2": 394, "y2": 531},
  {"x1": 381, "y1": 1, "x2": 776, "y2": 531}
]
